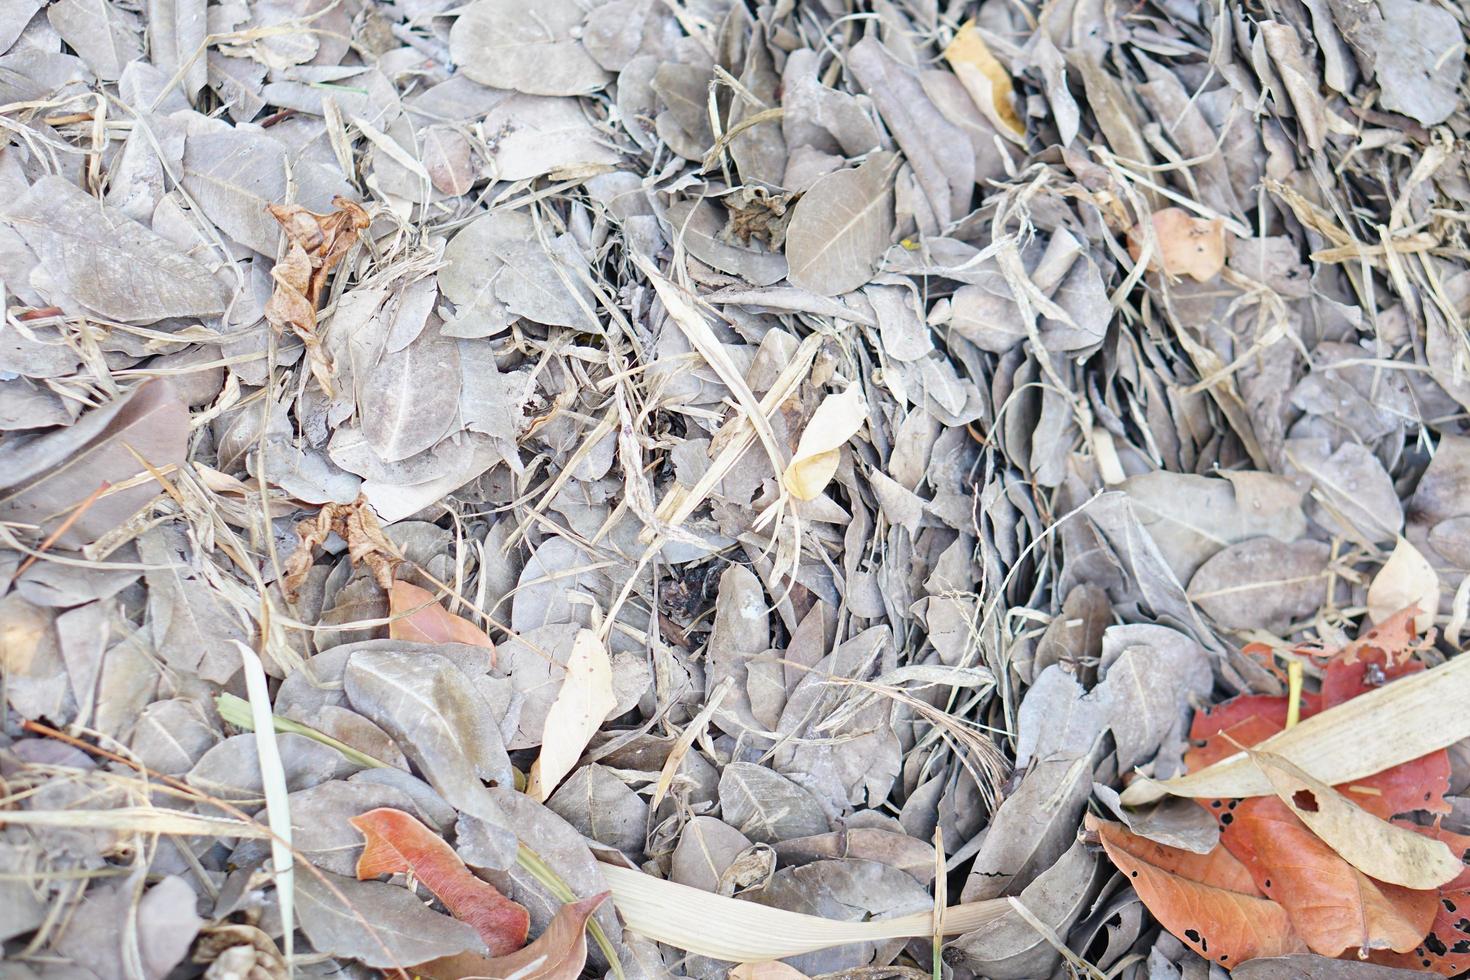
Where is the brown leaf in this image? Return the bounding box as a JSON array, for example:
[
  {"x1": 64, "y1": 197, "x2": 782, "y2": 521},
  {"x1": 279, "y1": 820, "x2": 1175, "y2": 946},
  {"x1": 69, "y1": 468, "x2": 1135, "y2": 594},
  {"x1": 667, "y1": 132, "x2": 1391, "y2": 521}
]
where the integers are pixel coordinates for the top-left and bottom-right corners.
[
  {"x1": 282, "y1": 495, "x2": 401, "y2": 602},
  {"x1": 388, "y1": 582, "x2": 495, "y2": 653},
  {"x1": 351, "y1": 807, "x2": 529, "y2": 955},
  {"x1": 264, "y1": 196, "x2": 370, "y2": 395},
  {"x1": 1087, "y1": 814, "x2": 1308, "y2": 967},
  {"x1": 415, "y1": 892, "x2": 609, "y2": 980}
]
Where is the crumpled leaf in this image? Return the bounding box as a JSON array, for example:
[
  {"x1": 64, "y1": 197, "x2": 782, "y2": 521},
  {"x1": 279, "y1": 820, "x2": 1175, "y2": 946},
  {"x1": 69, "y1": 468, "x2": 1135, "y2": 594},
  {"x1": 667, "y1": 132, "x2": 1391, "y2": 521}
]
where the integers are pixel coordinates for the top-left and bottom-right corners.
[
  {"x1": 351, "y1": 807, "x2": 529, "y2": 955},
  {"x1": 282, "y1": 495, "x2": 401, "y2": 602}
]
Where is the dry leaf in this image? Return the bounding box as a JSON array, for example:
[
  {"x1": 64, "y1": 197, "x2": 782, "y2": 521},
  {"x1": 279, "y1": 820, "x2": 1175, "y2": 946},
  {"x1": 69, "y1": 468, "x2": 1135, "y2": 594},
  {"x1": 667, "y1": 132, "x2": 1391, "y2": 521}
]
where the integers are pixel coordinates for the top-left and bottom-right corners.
[
  {"x1": 526, "y1": 629, "x2": 617, "y2": 801},
  {"x1": 417, "y1": 892, "x2": 609, "y2": 980},
  {"x1": 388, "y1": 582, "x2": 494, "y2": 652},
  {"x1": 783, "y1": 386, "x2": 868, "y2": 500},
  {"x1": 350, "y1": 807, "x2": 529, "y2": 955},
  {"x1": 731, "y1": 962, "x2": 812, "y2": 980},
  {"x1": 1368, "y1": 538, "x2": 1438, "y2": 634},
  {"x1": 282, "y1": 496, "x2": 401, "y2": 602},
  {"x1": 264, "y1": 197, "x2": 371, "y2": 395},
  {"x1": 1250, "y1": 751, "x2": 1460, "y2": 890},
  {"x1": 1127, "y1": 207, "x2": 1227, "y2": 281},
  {"x1": 784, "y1": 152, "x2": 898, "y2": 296},
  {"x1": 1087, "y1": 814, "x2": 1308, "y2": 966},
  {"x1": 943, "y1": 20, "x2": 1025, "y2": 140}
]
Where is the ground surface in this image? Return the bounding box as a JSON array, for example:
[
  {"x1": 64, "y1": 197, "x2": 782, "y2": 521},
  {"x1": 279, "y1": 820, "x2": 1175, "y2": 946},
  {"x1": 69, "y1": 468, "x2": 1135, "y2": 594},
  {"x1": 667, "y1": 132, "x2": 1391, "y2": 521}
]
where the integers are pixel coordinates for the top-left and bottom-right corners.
[{"x1": 1, "y1": 0, "x2": 1469, "y2": 977}]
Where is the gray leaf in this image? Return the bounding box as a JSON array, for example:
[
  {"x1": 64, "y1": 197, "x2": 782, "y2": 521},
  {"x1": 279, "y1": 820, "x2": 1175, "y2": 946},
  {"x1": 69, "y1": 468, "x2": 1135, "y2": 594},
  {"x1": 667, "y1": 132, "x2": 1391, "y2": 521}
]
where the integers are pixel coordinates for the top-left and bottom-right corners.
[
  {"x1": 670, "y1": 816, "x2": 754, "y2": 892},
  {"x1": 448, "y1": 0, "x2": 611, "y2": 96},
  {"x1": 784, "y1": 152, "x2": 897, "y2": 296},
  {"x1": 295, "y1": 870, "x2": 485, "y2": 968},
  {"x1": 180, "y1": 129, "x2": 290, "y2": 256},
  {"x1": 718, "y1": 762, "x2": 831, "y2": 844},
  {"x1": 546, "y1": 764, "x2": 649, "y2": 858},
  {"x1": 344, "y1": 648, "x2": 515, "y2": 836},
  {"x1": 360, "y1": 321, "x2": 462, "y2": 463},
  {"x1": 5, "y1": 177, "x2": 227, "y2": 322},
  {"x1": 46, "y1": 0, "x2": 142, "y2": 80},
  {"x1": 1189, "y1": 537, "x2": 1332, "y2": 632},
  {"x1": 442, "y1": 210, "x2": 598, "y2": 335},
  {"x1": 1092, "y1": 624, "x2": 1213, "y2": 774},
  {"x1": 1285, "y1": 437, "x2": 1403, "y2": 545}
]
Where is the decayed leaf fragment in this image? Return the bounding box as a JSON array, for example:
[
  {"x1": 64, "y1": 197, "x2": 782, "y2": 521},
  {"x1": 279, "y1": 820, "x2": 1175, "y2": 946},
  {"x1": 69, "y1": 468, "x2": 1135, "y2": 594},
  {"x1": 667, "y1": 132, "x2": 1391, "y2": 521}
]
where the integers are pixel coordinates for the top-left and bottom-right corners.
[
  {"x1": 282, "y1": 495, "x2": 401, "y2": 601},
  {"x1": 782, "y1": 385, "x2": 868, "y2": 500},
  {"x1": 388, "y1": 581, "x2": 495, "y2": 653},
  {"x1": 526, "y1": 629, "x2": 617, "y2": 800},
  {"x1": 943, "y1": 20, "x2": 1025, "y2": 141},
  {"x1": 1248, "y1": 750, "x2": 1460, "y2": 890},
  {"x1": 264, "y1": 196, "x2": 371, "y2": 395},
  {"x1": 1127, "y1": 207, "x2": 1227, "y2": 281},
  {"x1": 350, "y1": 807, "x2": 530, "y2": 955}
]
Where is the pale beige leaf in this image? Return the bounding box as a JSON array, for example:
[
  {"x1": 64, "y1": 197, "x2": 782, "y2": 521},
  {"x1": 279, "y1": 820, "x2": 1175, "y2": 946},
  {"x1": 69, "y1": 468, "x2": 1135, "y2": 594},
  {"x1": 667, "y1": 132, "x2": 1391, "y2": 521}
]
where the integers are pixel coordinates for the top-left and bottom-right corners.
[
  {"x1": 731, "y1": 962, "x2": 812, "y2": 980},
  {"x1": 943, "y1": 20, "x2": 1025, "y2": 140},
  {"x1": 1368, "y1": 538, "x2": 1439, "y2": 634},
  {"x1": 527, "y1": 629, "x2": 617, "y2": 801},
  {"x1": 1250, "y1": 750, "x2": 1461, "y2": 890}
]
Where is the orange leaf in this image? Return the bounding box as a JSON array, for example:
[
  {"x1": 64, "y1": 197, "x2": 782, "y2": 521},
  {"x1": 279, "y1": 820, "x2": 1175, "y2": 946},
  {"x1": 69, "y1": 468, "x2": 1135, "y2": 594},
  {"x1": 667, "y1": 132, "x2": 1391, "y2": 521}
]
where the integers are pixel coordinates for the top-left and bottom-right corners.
[
  {"x1": 1087, "y1": 814, "x2": 1306, "y2": 968},
  {"x1": 388, "y1": 581, "x2": 495, "y2": 654},
  {"x1": 1223, "y1": 798, "x2": 1436, "y2": 957},
  {"x1": 1126, "y1": 207, "x2": 1227, "y2": 281},
  {"x1": 349, "y1": 807, "x2": 528, "y2": 955},
  {"x1": 414, "y1": 891, "x2": 609, "y2": 980}
]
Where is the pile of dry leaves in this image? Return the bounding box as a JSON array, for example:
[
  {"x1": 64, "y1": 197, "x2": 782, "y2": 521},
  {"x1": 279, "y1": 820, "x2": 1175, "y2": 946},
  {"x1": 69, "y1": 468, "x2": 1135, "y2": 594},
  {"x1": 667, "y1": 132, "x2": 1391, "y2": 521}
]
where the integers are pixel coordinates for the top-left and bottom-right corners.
[{"x1": 1, "y1": 0, "x2": 1470, "y2": 977}]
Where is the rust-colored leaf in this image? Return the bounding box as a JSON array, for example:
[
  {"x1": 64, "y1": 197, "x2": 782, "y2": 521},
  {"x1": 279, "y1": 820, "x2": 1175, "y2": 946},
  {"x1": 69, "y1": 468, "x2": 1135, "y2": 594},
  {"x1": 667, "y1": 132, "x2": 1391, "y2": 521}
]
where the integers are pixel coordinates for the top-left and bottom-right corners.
[
  {"x1": 388, "y1": 581, "x2": 495, "y2": 654},
  {"x1": 1223, "y1": 797, "x2": 1436, "y2": 957},
  {"x1": 264, "y1": 196, "x2": 370, "y2": 395},
  {"x1": 1087, "y1": 814, "x2": 1307, "y2": 967},
  {"x1": 281, "y1": 495, "x2": 401, "y2": 602},
  {"x1": 349, "y1": 807, "x2": 529, "y2": 956},
  {"x1": 414, "y1": 892, "x2": 609, "y2": 980}
]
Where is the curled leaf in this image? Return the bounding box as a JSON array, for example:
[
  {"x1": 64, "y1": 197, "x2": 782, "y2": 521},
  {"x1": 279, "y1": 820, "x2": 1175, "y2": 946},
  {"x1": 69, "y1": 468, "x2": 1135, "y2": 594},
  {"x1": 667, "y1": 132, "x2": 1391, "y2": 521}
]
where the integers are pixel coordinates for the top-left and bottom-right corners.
[
  {"x1": 350, "y1": 807, "x2": 529, "y2": 955},
  {"x1": 282, "y1": 496, "x2": 401, "y2": 602},
  {"x1": 782, "y1": 386, "x2": 868, "y2": 501},
  {"x1": 416, "y1": 892, "x2": 609, "y2": 980}
]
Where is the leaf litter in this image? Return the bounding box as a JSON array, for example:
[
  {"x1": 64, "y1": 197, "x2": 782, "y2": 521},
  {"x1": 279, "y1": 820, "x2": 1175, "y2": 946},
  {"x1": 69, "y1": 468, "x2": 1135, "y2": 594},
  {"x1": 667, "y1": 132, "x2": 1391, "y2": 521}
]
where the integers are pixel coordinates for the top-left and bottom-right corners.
[{"x1": 0, "y1": 0, "x2": 1469, "y2": 978}]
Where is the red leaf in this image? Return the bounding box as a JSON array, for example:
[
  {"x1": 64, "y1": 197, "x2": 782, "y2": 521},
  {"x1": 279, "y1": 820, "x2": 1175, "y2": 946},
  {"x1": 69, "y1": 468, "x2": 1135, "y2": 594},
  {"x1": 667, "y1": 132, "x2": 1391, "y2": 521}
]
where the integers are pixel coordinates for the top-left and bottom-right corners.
[
  {"x1": 388, "y1": 581, "x2": 496, "y2": 655},
  {"x1": 1222, "y1": 798, "x2": 1436, "y2": 957},
  {"x1": 350, "y1": 807, "x2": 529, "y2": 955},
  {"x1": 1087, "y1": 814, "x2": 1306, "y2": 967}
]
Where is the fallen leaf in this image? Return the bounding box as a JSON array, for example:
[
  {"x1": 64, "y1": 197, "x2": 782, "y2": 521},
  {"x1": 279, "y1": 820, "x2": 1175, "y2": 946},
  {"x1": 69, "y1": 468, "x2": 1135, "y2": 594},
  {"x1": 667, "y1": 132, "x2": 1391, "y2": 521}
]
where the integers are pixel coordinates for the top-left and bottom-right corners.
[
  {"x1": 447, "y1": 0, "x2": 610, "y2": 96},
  {"x1": 264, "y1": 196, "x2": 371, "y2": 395},
  {"x1": 1249, "y1": 750, "x2": 1460, "y2": 889},
  {"x1": 526, "y1": 629, "x2": 617, "y2": 800},
  {"x1": 784, "y1": 152, "x2": 897, "y2": 296},
  {"x1": 1368, "y1": 538, "x2": 1438, "y2": 634},
  {"x1": 1087, "y1": 814, "x2": 1308, "y2": 966},
  {"x1": 783, "y1": 386, "x2": 868, "y2": 500},
  {"x1": 731, "y1": 962, "x2": 811, "y2": 980},
  {"x1": 294, "y1": 868, "x2": 486, "y2": 969},
  {"x1": 416, "y1": 892, "x2": 609, "y2": 980},
  {"x1": 1127, "y1": 207, "x2": 1227, "y2": 281},
  {"x1": 351, "y1": 807, "x2": 529, "y2": 955},
  {"x1": 1224, "y1": 797, "x2": 1436, "y2": 957},
  {"x1": 388, "y1": 582, "x2": 494, "y2": 652},
  {"x1": 1368, "y1": 826, "x2": 1470, "y2": 975},
  {"x1": 282, "y1": 496, "x2": 401, "y2": 602},
  {"x1": 943, "y1": 20, "x2": 1025, "y2": 140}
]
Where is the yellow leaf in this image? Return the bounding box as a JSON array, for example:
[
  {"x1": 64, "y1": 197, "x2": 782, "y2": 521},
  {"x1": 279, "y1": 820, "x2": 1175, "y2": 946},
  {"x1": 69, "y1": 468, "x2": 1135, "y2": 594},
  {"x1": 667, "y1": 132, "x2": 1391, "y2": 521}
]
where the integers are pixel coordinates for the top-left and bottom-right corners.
[
  {"x1": 943, "y1": 21, "x2": 1025, "y2": 142},
  {"x1": 782, "y1": 386, "x2": 867, "y2": 501}
]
